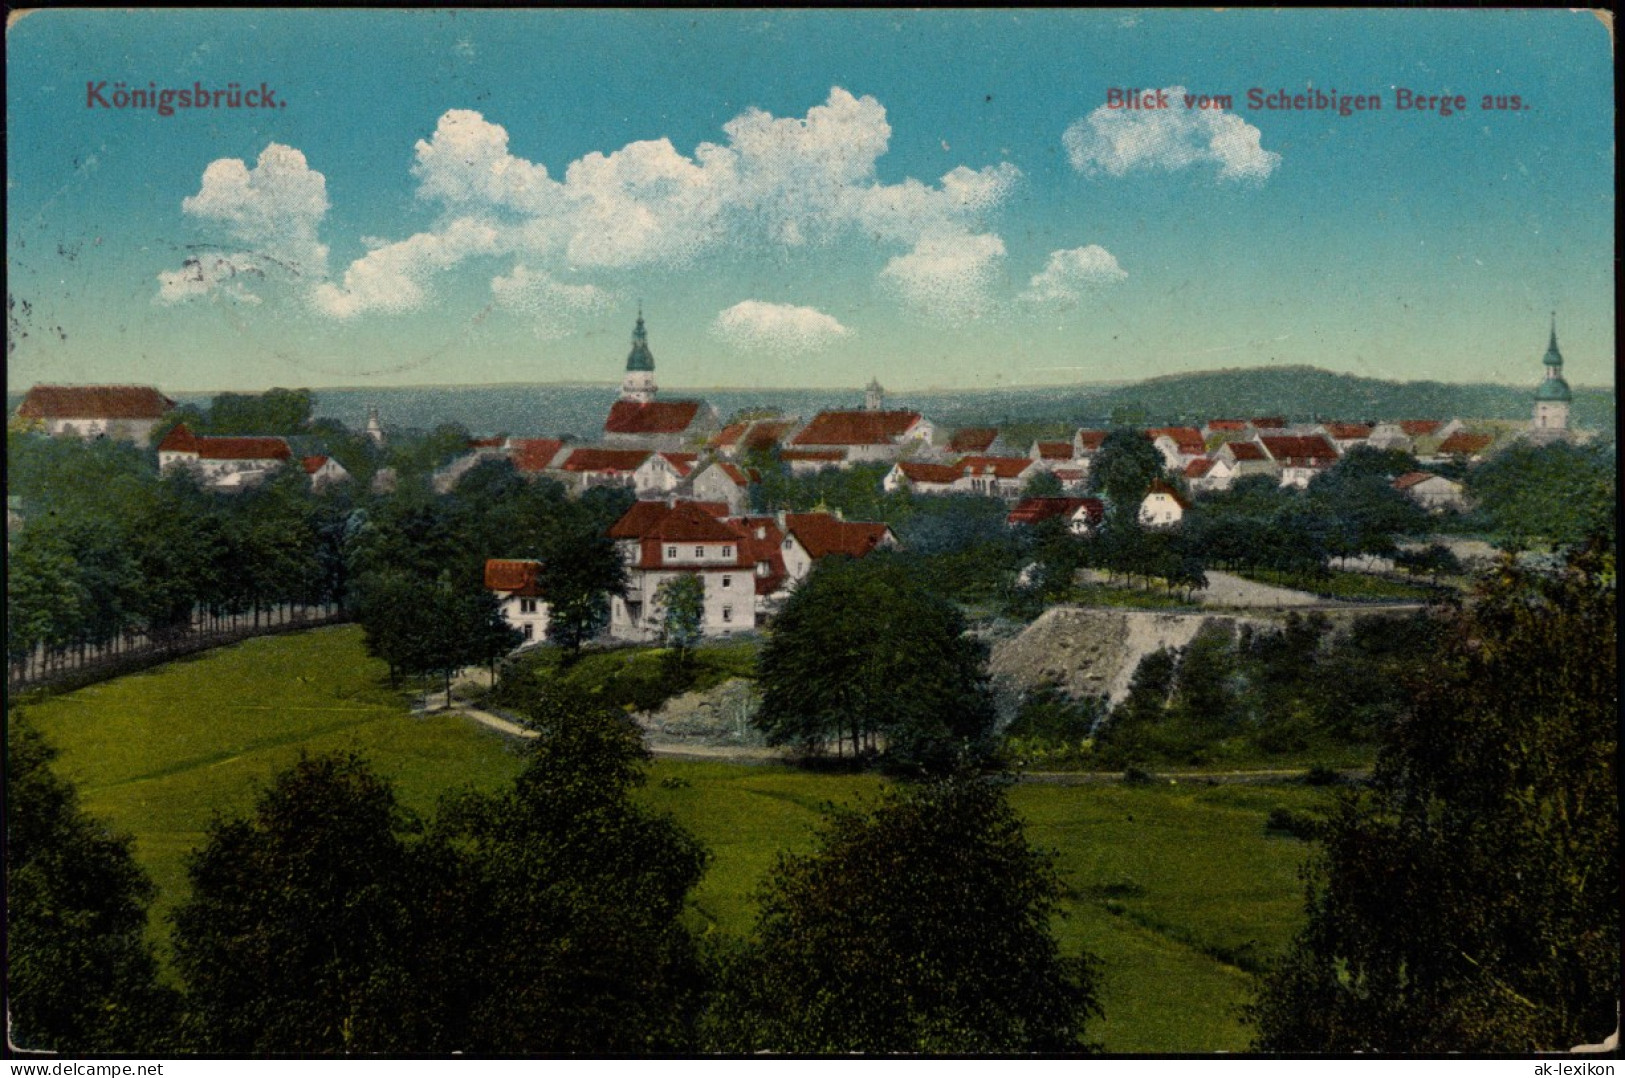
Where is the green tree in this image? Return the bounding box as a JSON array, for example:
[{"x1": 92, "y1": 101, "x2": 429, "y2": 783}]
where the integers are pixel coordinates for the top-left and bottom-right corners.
[
  {"x1": 172, "y1": 753, "x2": 430, "y2": 1054},
  {"x1": 655, "y1": 572, "x2": 705, "y2": 663},
  {"x1": 755, "y1": 556, "x2": 996, "y2": 773},
  {"x1": 427, "y1": 699, "x2": 710, "y2": 1053},
  {"x1": 1248, "y1": 544, "x2": 1618, "y2": 1052},
  {"x1": 1088, "y1": 427, "x2": 1164, "y2": 521},
  {"x1": 6, "y1": 720, "x2": 177, "y2": 1052},
  {"x1": 708, "y1": 775, "x2": 1100, "y2": 1053},
  {"x1": 1466, "y1": 440, "x2": 1615, "y2": 552},
  {"x1": 538, "y1": 521, "x2": 629, "y2": 661},
  {"x1": 203, "y1": 387, "x2": 315, "y2": 435}
]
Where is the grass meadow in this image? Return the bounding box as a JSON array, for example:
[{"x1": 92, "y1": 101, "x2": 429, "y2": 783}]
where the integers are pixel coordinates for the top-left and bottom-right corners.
[{"x1": 13, "y1": 626, "x2": 1330, "y2": 1053}]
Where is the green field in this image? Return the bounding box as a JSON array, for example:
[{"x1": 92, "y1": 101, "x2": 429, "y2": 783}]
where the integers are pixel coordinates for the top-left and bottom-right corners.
[{"x1": 13, "y1": 626, "x2": 1328, "y2": 1053}]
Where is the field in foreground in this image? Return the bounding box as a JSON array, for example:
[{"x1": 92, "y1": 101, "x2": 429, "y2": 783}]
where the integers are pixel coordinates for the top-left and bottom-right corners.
[{"x1": 13, "y1": 626, "x2": 1329, "y2": 1054}]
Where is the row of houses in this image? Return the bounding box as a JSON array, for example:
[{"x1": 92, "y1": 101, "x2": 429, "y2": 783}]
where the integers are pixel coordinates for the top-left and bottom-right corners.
[
  {"x1": 157, "y1": 423, "x2": 352, "y2": 492},
  {"x1": 486, "y1": 498, "x2": 898, "y2": 644}
]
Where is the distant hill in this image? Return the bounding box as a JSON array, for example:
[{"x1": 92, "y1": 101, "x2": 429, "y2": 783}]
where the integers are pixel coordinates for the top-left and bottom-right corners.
[{"x1": 952, "y1": 366, "x2": 1614, "y2": 432}]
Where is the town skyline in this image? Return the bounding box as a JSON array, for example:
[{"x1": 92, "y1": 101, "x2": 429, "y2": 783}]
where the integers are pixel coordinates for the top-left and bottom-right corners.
[{"x1": 7, "y1": 9, "x2": 1615, "y2": 394}]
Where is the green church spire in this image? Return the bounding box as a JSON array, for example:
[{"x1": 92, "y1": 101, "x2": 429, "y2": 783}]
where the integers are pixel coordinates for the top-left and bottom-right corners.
[{"x1": 626, "y1": 305, "x2": 655, "y2": 373}]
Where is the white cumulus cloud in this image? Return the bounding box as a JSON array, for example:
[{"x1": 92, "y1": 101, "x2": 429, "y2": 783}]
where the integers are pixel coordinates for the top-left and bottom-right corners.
[
  {"x1": 157, "y1": 143, "x2": 330, "y2": 304},
  {"x1": 1063, "y1": 87, "x2": 1280, "y2": 182},
  {"x1": 490, "y1": 264, "x2": 615, "y2": 339},
  {"x1": 711, "y1": 301, "x2": 851, "y2": 355},
  {"x1": 1020, "y1": 245, "x2": 1127, "y2": 306},
  {"x1": 880, "y1": 232, "x2": 1006, "y2": 323}
]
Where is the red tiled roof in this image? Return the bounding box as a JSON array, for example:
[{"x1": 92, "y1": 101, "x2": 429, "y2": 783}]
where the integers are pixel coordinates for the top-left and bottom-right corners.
[
  {"x1": 1148, "y1": 427, "x2": 1205, "y2": 454},
  {"x1": 485, "y1": 558, "x2": 543, "y2": 597},
  {"x1": 608, "y1": 500, "x2": 732, "y2": 541},
  {"x1": 1399, "y1": 420, "x2": 1443, "y2": 437},
  {"x1": 302, "y1": 455, "x2": 329, "y2": 474},
  {"x1": 1437, "y1": 432, "x2": 1493, "y2": 456},
  {"x1": 1074, "y1": 429, "x2": 1108, "y2": 452},
  {"x1": 17, "y1": 384, "x2": 175, "y2": 420},
  {"x1": 711, "y1": 461, "x2": 759, "y2": 487},
  {"x1": 1250, "y1": 417, "x2": 1288, "y2": 429},
  {"x1": 158, "y1": 423, "x2": 198, "y2": 452},
  {"x1": 1144, "y1": 479, "x2": 1191, "y2": 510},
  {"x1": 783, "y1": 513, "x2": 893, "y2": 560},
  {"x1": 1324, "y1": 422, "x2": 1373, "y2": 440},
  {"x1": 1006, "y1": 496, "x2": 1104, "y2": 526},
  {"x1": 949, "y1": 428, "x2": 1000, "y2": 453},
  {"x1": 1034, "y1": 441, "x2": 1073, "y2": 460},
  {"x1": 895, "y1": 460, "x2": 964, "y2": 485},
  {"x1": 1259, "y1": 434, "x2": 1339, "y2": 465},
  {"x1": 1225, "y1": 441, "x2": 1269, "y2": 462},
  {"x1": 780, "y1": 449, "x2": 845, "y2": 462},
  {"x1": 468, "y1": 436, "x2": 506, "y2": 449},
  {"x1": 605, "y1": 399, "x2": 703, "y2": 435},
  {"x1": 198, "y1": 436, "x2": 292, "y2": 461},
  {"x1": 559, "y1": 447, "x2": 652, "y2": 473},
  {"x1": 1184, "y1": 458, "x2": 1215, "y2": 478},
  {"x1": 1206, "y1": 419, "x2": 1248, "y2": 432},
  {"x1": 742, "y1": 419, "x2": 795, "y2": 451},
  {"x1": 1053, "y1": 468, "x2": 1086, "y2": 482},
  {"x1": 791, "y1": 410, "x2": 921, "y2": 447},
  {"x1": 956, "y1": 455, "x2": 1033, "y2": 479},
  {"x1": 708, "y1": 421, "x2": 749, "y2": 449},
  {"x1": 1393, "y1": 471, "x2": 1442, "y2": 491},
  {"x1": 728, "y1": 515, "x2": 789, "y2": 595},
  {"x1": 510, "y1": 438, "x2": 565, "y2": 473}
]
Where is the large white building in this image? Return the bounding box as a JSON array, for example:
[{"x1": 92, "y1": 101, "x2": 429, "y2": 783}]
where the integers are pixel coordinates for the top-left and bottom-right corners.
[{"x1": 14, "y1": 384, "x2": 175, "y2": 443}]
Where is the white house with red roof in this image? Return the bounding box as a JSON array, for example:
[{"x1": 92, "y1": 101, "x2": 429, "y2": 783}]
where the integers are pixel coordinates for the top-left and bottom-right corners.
[
  {"x1": 1319, "y1": 422, "x2": 1374, "y2": 453},
  {"x1": 788, "y1": 408, "x2": 935, "y2": 465},
  {"x1": 601, "y1": 313, "x2": 718, "y2": 450},
  {"x1": 157, "y1": 423, "x2": 293, "y2": 488},
  {"x1": 606, "y1": 500, "x2": 759, "y2": 640},
  {"x1": 484, "y1": 558, "x2": 550, "y2": 644},
  {"x1": 776, "y1": 511, "x2": 898, "y2": 586},
  {"x1": 1006, "y1": 496, "x2": 1105, "y2": 535},
  {"x1": 301, "y1": 455, "x2": 351, "y2": 491},
  {"x1": 1029, "y1": 440, "x2": 1077, "y2": 469},
  {"x1": 15, "y1": 384, "x2": 175, "y2": 443},
  {"x1": 882, "y1": 459, "x2": 964, "y2": 495},
  {"x1": 1392, "y1": 471, "x2": 1468, "y2": 512},
  {"x1": 1139, "y1": 480, "x2": 1192, "y2": 528},
  {"x1": 1146, "y1": 427, "x2": 1206, "y2": 471},
  {"x1": 946, "y1": 427, "x2": 1009, "y2": 457},
  {"x1": 1257, "y1": 433, "x2": 1341, "y2": 488},
  {"x1": 707, "y1": 417, "x2": 798, "y2": 458},
  {"x1": 956, "y1": 456, "x2": 1039, "y2": 498}
]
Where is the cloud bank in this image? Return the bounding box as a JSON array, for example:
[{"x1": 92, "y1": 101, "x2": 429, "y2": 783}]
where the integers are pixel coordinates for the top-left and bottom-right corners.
[
  {"x1": 1063, "y1": 87, "x2": 1280, "y2": 182},
  {"x1": 711, "y1": 300, "x2": 851, "y2": 354}
]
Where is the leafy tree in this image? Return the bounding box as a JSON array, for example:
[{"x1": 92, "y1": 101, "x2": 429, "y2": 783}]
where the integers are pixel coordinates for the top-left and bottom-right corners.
[
  {"x1": 538, "y1": 520, "x2": 629, "y2": 661},
  {"x1": 655, "y1": 572, "x2": 705, "y2": 665},
  {"x1": 755, "y1": 556, "x2": 996, "y2": 773},
  {"x1": 1022, "y1": 468, "x2": 1065, "y2": 498},
  {"x1": 353, "y1": 570, "x2": 519, "y2": 697},
  {"x1": 203, "y1": 387, "x2": 315, "y2": 435},
  {"x1": 1093, "y1": 647, "x2": 1178, "y2": 765},
  {"x1": 172, "y1": 753, "x2": 431, "y2": 1054},
  {"x1": 1088, "y1": 427, "x2": 1164, "y2": 521},
  {"x1": 1248, "y1": 544, "x2": 1618, "y2": 1052},
  {"x1": 707, "y1": 775, "x2": 1100, "y2": 1053},
  {"x1": 1466, "y1": 440, "x2": 1615, "y2": 552},
  {"x1": 426, "y1": 699, "x2": 710, "y2": 1053},
  {"x1": 6, "y1": 720, "x2": 177, "y2": 1052}
]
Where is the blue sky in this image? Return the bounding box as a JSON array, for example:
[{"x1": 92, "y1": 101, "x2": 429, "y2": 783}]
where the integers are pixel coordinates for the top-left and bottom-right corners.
[{"x1": 6, "y1": 9, "x2": 1614, "y2": 392}]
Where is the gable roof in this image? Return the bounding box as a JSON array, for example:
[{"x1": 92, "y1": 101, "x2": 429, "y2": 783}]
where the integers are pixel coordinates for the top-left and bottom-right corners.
[
  {"x1": 158, "y1": 423, "x2": 199, "y2": 452},
  {"x1": 17, "y1": 384, "x2": 175, "y2": 420},
  {"x1": 708, "y1": 421, "x2": 749, "y2": 449},
  {"x1": 157, "y1": 422, "x2": 292, "y2": 461},
  {"x1": 1250, "y1": 416, "x2": 1289, "y2": 429},
  {"x1": 609, "y1": 499, "x2": 741, "y2": 544},
  {"x1": 1225, "y1": 440, "x2": 1269, "y2": 462},
  {"x1": 1143, "y1": 479, "x2": 1191, "y2": 510},
  {"x1": 708, "y1": 461, "x2": 759, "y2": 487},
  {"x1": 1399, "y1": 420, "x2": 1443, "y2": 437},
  {"x1": 894, "y1": 460, "x2": 965, "y2": 485},
  {"x1": 510, "y1": 438, "x2": 566, "y2": 473},
  {"x1": 1324, "y1": 422, "x2": 1373, "y2": 440},
  {"x1": 741, "y1": 419, "x2": 796, "y2": 451},
  {"x1": 302, "y1": 455, "x2": 331, "y2": 474},
  {"x1": 1074, "y1": 429, "x2": 1109, "y2": 452},
  {"x1": 1006, "y1": 496, "x2": 1104, "y2": 526},
  {"x1": 783, "y1": 513, "x2": 894, "y2": 560},
  {"x1": 1205, "y1": 419, "x2": 1249, "y2": 432},
  {"x1": 728, "y1": 515, "x2": 789, "y2": 595},
  {"x1": 605, "y1": 399, "x2": 703, "y2": 435},
  {"x1": 1033, "y1": 441, "x2": 1074, "y2": 460},
  {"x1": 559, "y1": 447, "x2": 652, "y2": 473},
  {"x1": 956, "y1": 455, "x2": 1033, "y2": 479},
  {"x1": 1147, "y1": 427, "x2": 1206, "y2": 454},
  {"x1": 1393, "y1": 471, "x2": 1449, "y2": 491},
  {"x1": 1259, "y1": 434, "x2": 1339, "y2": 465},
  {"x1": 1437, "y1": 431, "x2": 1494, "y2": 456},
  {"x1": 780, "y1": 449, "x2": 846, "y2": 463},
  {"x1": 948, "y1": 427, "x2": 1001, "y2": 453},
  {"x1": 485, "y1": 558, "x2": 543, "y2": 597},
  {"x1": 791, "y1": 409, "x2": 921, "y2": 447},
  {"x1": 659, "y1": 452, "x2": 699, "y2": 477},
  {"x1": 1184, "y1": 458, "x2": 1215, "y2": 478}
]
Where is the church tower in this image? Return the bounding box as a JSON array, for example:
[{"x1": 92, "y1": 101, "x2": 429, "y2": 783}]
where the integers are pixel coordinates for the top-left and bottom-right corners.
[
  {"x1": 1531, "y1": 313, "x2": 1571, "y2": 439},
  {"x1": 620, "y1": 308, "x2": 658, "y2": 404},
  {"x1": 365, "y1": 404, "x2": 386, "y2": 447},
  {"x1": 864, "y1": 377, "x2": 885, "y2": 412}
]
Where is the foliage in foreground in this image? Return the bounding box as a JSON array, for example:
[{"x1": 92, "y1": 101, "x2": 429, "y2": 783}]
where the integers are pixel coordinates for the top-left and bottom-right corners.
[
  {"x1": 1248, "y1": 544, "x2": 1618, "y2": 1052},
  {"x1": 5, "y1": 720, "x2": 178, "y2": 1053},
  {"x1": 707, "y1": 774, "x2": 1101, "y2": 1054}
]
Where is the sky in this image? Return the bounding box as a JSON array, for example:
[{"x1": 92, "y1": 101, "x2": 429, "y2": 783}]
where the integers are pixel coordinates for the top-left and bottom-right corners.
[{"x1": 6, "y1": 9, "x2": 1615, "y2": 393}]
